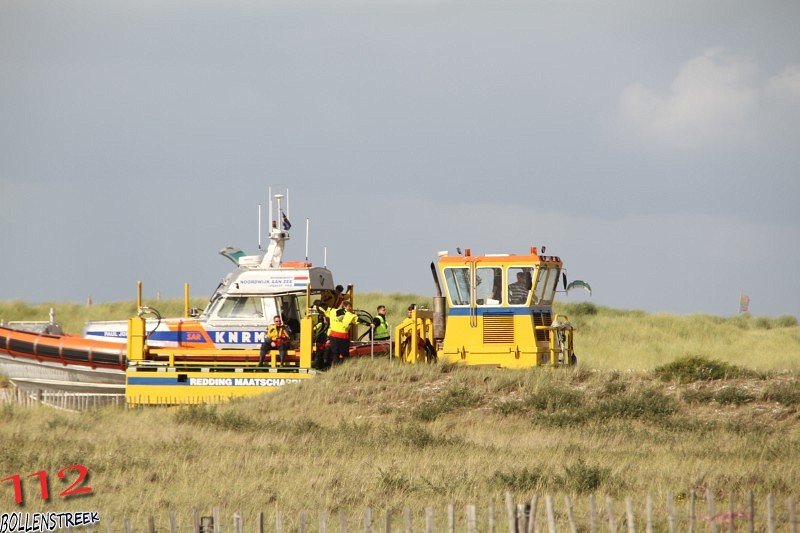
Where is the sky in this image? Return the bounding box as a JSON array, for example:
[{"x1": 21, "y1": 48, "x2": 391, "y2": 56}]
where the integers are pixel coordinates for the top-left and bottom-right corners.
[{"x1": 1, "y1": 0, "x2": 798, "y2": 317}]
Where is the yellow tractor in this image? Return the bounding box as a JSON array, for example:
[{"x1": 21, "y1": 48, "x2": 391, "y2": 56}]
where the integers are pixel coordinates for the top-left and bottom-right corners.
[{"x1": 395, "y1": 247, "x2": 576, "y2": 368}]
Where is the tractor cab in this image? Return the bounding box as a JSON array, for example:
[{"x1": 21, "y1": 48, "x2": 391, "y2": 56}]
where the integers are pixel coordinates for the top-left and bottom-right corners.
[{"x1": 417, "y1": 246, "x2": 575, "y2": 368}]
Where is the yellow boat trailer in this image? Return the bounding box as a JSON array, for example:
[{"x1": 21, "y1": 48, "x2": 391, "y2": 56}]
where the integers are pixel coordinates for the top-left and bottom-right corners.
[{"x1": 125, "y1": 314, "x2": 317, "y2": 406}]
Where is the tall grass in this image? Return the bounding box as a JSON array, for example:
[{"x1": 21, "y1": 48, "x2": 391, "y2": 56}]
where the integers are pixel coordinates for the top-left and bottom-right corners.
[{"x1": 0, "y1": 360, "x2": 798, "y2": 527}]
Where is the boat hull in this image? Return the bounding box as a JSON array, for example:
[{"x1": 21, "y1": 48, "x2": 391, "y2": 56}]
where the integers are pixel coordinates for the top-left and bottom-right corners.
[{"x1": 0, "y1": 325, "x2": 126, "y2": 394}]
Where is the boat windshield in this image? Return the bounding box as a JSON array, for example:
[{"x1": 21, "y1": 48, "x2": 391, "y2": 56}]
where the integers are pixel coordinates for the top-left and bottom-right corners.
[{"x1": 213, "y1": 296, "x2": 265, "y2": 319}]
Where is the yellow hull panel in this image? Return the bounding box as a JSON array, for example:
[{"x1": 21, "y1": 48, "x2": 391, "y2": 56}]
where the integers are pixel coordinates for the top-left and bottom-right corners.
[{"x1": 125, "y1": 366, "x2": 315, "y2": 406}]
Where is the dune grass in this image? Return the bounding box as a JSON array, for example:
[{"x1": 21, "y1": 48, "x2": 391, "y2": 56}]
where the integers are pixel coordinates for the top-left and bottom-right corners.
[
  {"x1": 1, "y1": 360, "x2": 798, "y2": 528},
  {"x1": 1, "y1": 297, "x2": 798, "y2": 527}
]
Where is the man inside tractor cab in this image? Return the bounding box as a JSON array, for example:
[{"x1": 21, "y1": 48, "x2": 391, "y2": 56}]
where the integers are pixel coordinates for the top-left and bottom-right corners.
[{"x1": 509, "y1": 271, "x2": 532, "y2": 305}]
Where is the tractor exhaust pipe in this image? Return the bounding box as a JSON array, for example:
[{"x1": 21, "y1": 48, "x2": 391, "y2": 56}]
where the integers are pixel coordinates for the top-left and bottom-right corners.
[{"x1": 430, "y1": 262, "x2": 446, "y2": 342}]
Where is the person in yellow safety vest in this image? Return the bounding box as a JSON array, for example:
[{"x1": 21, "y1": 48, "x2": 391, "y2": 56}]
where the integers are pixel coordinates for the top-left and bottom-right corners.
[
  {"x1": 371, "y1": 305, "x2": 390, "y2": 341},
  {"x1": 397, "y1": 304, "x2": 418, "y2": 356},
  {"x1": 325, "y1": 300, "x2": 359, "y2": 366},
  {"x1": 258, "y1": 315, "x2": 292, "y2": 366}
]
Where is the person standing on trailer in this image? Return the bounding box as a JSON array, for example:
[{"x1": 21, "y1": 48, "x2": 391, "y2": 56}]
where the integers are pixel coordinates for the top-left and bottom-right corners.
[{"x1": 325, "y1": 301, "x2": 359, "y2": 366}]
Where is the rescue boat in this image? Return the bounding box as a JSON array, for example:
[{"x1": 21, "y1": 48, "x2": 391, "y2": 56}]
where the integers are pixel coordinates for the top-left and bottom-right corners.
[{"x1": 0, "y1": 193, "x2": 388, "y2": 400}]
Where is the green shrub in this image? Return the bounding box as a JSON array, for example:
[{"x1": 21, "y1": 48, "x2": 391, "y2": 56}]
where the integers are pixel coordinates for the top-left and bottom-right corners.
[
  {"x1": 378, "y1": 468, "x2": 413, "y2": 493},
  {"x1": 681, "y1": 388, "x2": 714, "y2": 404},
  {"x1": 411, "y1": 384, "x2": 482, "y2": 421},
  {"x1": 525, "y1": 384, "x2": 585, "y2": 411},
  {"x1": 654, "y1": 356, "x2": 752, "y2": 383},
  {"x1": 491, "y1": 467, "x2": 543, "y2": 491},
  {"x1": 753, "y1": 317, "x2": 772, "y2": 330},
  {"x1": 595, "y1": 388, "x2": 678, "y2": 420},
  {"x1": 494, "y1": 400, "x2": 526, "y2": 416},
  {"x1": 561, "y1": 459, "x2": 608, "y2": 493},
  {"x1": 763, "y1": 382, "x2": 800, "y2": 407},
  {"x1": 714, "y1": 386, "x2": 756, "y2": 406},
  {"x1": 173, "y1": 405, "x2": 259, "y2": 431},
  {"x1": 602, "y1": 381, "x2": 628, "y2": 396},
  {"x1": 531, "y1": 410, "x2": 590, "y2": 428},
  {"x1": 571, "y1": 302, "x2": 598, "y2": 317},
  {"x1": 774, "y1": 315, "x2": 799, "y2": 328}
]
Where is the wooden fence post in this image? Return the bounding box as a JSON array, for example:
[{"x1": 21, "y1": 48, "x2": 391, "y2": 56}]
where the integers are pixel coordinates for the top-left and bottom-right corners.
[
  {"x1": 589, "y1": 494, "x2": 597, "y2": 533},
  {"x1": 386, "y1": 508, "x2": 392, "y2": 533},
  {"x1": 319, "y1": 511, "x2": 328, "y2": 533},
  {"x1": 275, "y1": 509, "x2": 283, "y2": 533},
  {"x1": 606, "y1": 496, "x2": 617, "y2": 533},
  {"x1": 124, "y1": 518, "x2": 132, "y2": 533},
  {"x1": 646, "y1": 494, "x2": 653, "y2": 533},
  {"x1": 528, "y1": 495, "x2": 538, "y2": 533},
  {"x1": 728, "y1": 492, "x2": 735, "y2": 533},
  {"x1": 748, "y1": 491, "x2": 754, "y2": 533},
  {"x1": 234, "y1": 512, "x2": 243, "y2": 533},
  {"x1": 148, "y1": 515, "x2": 156, "y2": 533},
  {"x1": 767, "y1": 494, "x2": 775, "y2": 533},
  {"x1": 467, "y1": 504, "x2": 477, "y2": 533},
  {"x1": 192, "y1": 507, "x2": 200, "y2": 533},
  {"x1": 299, "y1": 510, "x2": 307, "y2": 533},
  {"x1": 505, "y1": 492, "x2": 516, "y2": 533},
  {"x1": 404, "y1": 506, "x2": 412, "y2": 533},
  {"x1": 258, "y1": 511, "x2": 264, "y2": 533},
  {"x1": 489, "y1": 500, "x2": 496, "y2": 533},
  {"x1": 707, "y1": 488, "x2": 717, "y2": 533},
  {"x1": 666, "y1": 491, "x2": 676, "y2": 533},
  {"x1": 789, "y1": 496, "x2": 798, "y2": 533},
  {"x1": 169, "y1": 510, "x2": 177, "y2": 533},
  {"x1": 447, "y1": 503, "x2": 455, "y2": 533},
  {"x1": 625, "y1": 496, "x2": 635, "y2": 533},
  {"x1": 564, "y1": 495, "x2": 577, "y2": 533},
  {"x1": 213, "y1": 507, "x2": 221, "y2": 533},
  {"x1": 364, "y1": 507, "x2": 372, "y2": 533},
  {"x1": 339, "y1": 509, "x2": 348, "y2": 533},
  {"x1": 545, "y1": 494, "x2": 556, "y2": 533},
  {"x1": 425, "y1": 507, "x2": 434, "y2": 533},
  {"x1": 689, "y1": 489, "x2": 696, "y2": 533}
]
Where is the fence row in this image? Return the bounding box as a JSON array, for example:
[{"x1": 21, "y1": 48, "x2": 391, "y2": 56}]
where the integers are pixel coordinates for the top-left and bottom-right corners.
[
  {"x1": 101, "y1": 491, "x2": 798, "y2": 532},
  {"x1": 0, "y1": 387, "x2": 124, "y2": 410}
]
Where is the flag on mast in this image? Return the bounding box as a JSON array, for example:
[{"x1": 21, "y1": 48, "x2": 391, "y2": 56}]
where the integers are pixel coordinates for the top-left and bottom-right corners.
[
  {"x1": 739, "y1": 293, "x2": 750, "y2": 314},
  {"x1": 281, "y1": 210, "x2": 292, "y2": 230}
]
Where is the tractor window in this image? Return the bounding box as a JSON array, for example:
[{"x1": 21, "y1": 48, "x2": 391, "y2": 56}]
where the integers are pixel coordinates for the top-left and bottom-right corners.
[
  {"x1": 508, "y1": 267, "x2": 534, "y2": 306},
  {"x1": 443, "y1": 267, "x2": 470, "y2": 306},
  {"x1": 476, "y1": 267, "x2": 503, "y2": 306},
  {"x1": 533, "y1": 268, "x2": 550, "y2": 305},
  {"x1": 541, "y1": 267, "x2": 561, "y2": 304}
]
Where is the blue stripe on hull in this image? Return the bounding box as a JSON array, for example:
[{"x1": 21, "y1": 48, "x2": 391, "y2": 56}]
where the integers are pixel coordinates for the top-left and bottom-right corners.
[{"x1": 447, "y1": 307, "x2": 550, "y2": 316}]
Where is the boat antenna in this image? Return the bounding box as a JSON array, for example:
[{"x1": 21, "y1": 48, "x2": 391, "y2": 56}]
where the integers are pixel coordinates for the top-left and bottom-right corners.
[
  {"x1": 286, "y1": 188, "x2": 290, "y2": 220},
  {"x1": 324, "y1": 246, "x2": 327, "y2": 268},
  {"x1": 305, "y1": 217, "x2": 310, "y2": 262},
  {"x1": 257, "y1": 204, "x2": 263, "y2": 250},
  {"x1": 268, "y1": 186, "x2": 273, "y2": 228}
]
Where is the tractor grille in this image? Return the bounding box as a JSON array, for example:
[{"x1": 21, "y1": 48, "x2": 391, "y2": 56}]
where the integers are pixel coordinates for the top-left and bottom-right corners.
[
  {"x1": 483, "y1": 314, "x2": 514, "y2": 344},
  {"x1": 532, "y1": 311, "x2": 552, "y2": 342}
]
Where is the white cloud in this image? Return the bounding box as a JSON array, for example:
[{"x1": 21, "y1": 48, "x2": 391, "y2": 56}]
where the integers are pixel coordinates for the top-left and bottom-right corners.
[
  {"x1": 767, "y1": 64, "x2": 800, "y2": 105},
  {"x1": 619, "y1": 49, "x2": 760, "y2": 150}
]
